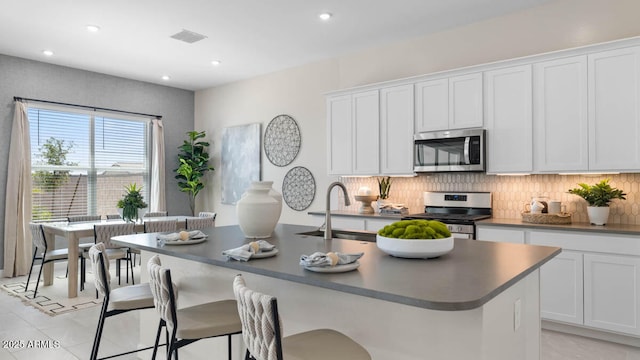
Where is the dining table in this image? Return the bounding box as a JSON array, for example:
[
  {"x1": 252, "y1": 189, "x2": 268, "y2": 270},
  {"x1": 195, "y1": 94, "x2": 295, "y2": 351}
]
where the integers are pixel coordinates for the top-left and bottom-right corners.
[{"x1": 40, "y1": 216, "x2": 194, "y2": 298}]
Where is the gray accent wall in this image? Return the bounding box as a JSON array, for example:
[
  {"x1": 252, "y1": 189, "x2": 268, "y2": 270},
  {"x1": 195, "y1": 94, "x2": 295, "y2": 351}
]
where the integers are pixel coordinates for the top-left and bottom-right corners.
[{"x1": 0, "y1": 54, "x2": 194, "y2": 270}]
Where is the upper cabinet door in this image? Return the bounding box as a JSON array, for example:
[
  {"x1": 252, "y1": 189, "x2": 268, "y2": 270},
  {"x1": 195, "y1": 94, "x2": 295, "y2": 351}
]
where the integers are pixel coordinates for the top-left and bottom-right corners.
[
  {"x1": 588, "y1": 46, "x2": 640, "y2": 171},
  {"x1": 485, "y1": 65, "x2": 533, "y2": 174},
  {"x1": 380, "y1": 84, "x2": 414, "y2": 175},
  {"x1": 326, "y1": 94, "x2": 353, "y2": 175},
  {"x1": 352, "y1": 91, "x2": 380, "y2": 175},
  {"x1": 449, "y1": 73, "x2": 483, "y2": 129},
  {"x1": 415, "y1": 78, "x2": 448, "y2": 132},
  {"x1": 533, "y1": 56, "x2": 588, "y2": 172}
]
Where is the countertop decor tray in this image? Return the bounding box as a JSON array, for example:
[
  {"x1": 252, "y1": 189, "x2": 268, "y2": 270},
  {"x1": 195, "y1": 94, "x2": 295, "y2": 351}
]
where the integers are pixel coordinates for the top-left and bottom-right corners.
[{"x1": 521, "y1": 211, "x2": 572, "y2": 225}]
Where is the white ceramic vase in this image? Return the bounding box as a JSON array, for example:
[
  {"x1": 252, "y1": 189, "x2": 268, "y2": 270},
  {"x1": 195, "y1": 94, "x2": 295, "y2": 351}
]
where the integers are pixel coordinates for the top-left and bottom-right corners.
[
  {"x1": 587, "y1": 206, "x2": 610, "y2": 226},
  {"x1": 236, "y1": 181, "x2": 282, "y2": 238}
]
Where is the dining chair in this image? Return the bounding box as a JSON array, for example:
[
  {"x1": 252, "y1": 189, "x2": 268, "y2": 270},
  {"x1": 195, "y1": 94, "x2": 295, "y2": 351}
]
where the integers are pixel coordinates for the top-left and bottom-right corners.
[
  {"x1": 198, "y1": 211, "x2": 217, "y2": 219},
  {"x1": 144, "y1": 219, "x2": 177, "y2": 233},
  {"x1": 185, "y1": 216, "x2": 215, "y2": 230},
  {"x1": 70, "y1": 214, "x2": 103, "y2": 285},
  {"x1": 233, "y1": 274, "x2": 371, "y2": 360},
  {"x1": 88, "y1": 242, "x2": 159, "y2": 360},
  {"x1": 147, "y1": 255, "x2": 241, "y2": 360},
  {"x1": 25, "y1": 223, "x2": 70, "y2": 298},
  {"x1": 91, "y1": 223, "x2": 135, "y2": 286},
  {"x1": 144, "y1": 211, "x2": 168, "y2": 217}
]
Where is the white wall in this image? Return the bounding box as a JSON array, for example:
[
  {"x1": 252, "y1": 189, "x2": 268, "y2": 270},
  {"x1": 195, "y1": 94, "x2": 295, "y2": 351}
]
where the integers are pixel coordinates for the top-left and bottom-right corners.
[{"x1": 195, "y1": 0, "x2": 640, "y2": 227}]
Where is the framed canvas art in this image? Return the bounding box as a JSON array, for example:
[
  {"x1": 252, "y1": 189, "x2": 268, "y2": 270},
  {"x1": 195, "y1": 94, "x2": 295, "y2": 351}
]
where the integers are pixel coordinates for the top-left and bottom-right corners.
[{"x1": 221, "y1": 123, "x2": 261, "y2": 204}]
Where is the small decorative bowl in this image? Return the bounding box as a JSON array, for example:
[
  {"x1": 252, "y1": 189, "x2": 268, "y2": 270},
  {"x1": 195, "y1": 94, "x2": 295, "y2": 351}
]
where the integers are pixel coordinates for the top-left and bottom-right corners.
[{"x1": 376, "y1": 235, "x2": 454, "y2": 259}]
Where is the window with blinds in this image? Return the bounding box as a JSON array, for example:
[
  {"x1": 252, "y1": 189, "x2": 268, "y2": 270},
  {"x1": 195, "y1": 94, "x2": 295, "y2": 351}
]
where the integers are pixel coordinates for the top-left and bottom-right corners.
[{"x1": 28, "y1": 106, "x2": 150, "y2": 221}]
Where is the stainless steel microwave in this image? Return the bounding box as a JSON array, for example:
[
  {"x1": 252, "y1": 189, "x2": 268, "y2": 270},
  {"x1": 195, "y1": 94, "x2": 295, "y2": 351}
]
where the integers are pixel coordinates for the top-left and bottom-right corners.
[{"x1": 413, "y1": 129, "x2": 486, "y2": 172}]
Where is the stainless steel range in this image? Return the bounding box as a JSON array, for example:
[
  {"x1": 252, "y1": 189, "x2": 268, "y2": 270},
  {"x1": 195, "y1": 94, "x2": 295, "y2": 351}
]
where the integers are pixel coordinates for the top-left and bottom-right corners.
[{"x1": 402, "y1": 191, "x2": 492, "y2": 239}]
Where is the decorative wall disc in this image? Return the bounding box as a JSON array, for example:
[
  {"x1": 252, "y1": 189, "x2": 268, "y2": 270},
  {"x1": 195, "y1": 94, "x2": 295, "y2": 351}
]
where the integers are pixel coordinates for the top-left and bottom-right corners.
[
  {"x1": 264, "y1": 114, "x2": 301, "y2": 167},
  {"x1": 282, "y1": 166, "x2": 315, "y2": 211}
]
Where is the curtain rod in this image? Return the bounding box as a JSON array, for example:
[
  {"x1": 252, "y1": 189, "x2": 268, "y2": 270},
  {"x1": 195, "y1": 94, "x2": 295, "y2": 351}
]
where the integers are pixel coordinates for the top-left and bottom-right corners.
[{"x1": 13, "y1": 96, "x2": 162, "y2": 119}]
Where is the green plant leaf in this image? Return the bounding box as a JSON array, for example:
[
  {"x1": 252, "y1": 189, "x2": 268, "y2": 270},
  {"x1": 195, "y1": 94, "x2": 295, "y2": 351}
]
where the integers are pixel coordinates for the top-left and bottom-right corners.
[
  {"x1": 567, "y1": 179, "x2": 626, "y2": 207},
  {"x1": 174, "y1": 130, "x2": 214, "y2": 215}
]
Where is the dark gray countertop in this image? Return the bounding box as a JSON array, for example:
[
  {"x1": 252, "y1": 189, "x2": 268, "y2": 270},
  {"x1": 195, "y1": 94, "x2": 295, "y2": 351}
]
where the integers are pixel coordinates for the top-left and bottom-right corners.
[
  {"x1": 477, "y1": 218, "x2": 640, "y2": 236},
  {"x1": 112, "y1": 223, "x2": 560, "y2": 311}
]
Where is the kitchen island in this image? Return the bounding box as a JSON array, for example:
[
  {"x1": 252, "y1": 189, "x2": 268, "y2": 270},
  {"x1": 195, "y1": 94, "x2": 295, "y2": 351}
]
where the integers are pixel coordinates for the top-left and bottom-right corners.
[{"x1": 112, "y1": 223, "x2": 560, "y2": 360}]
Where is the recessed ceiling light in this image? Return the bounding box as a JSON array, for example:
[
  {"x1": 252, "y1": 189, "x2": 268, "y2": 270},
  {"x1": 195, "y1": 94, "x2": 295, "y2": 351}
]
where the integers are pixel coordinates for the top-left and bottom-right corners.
[
  {"x1": 86, "y1": 25, "x2": 100, "y2": 32},
  {"x1": 319, "y1": 12, "x2": 332, "y2": 21},
  {"x1": 161, "y1": 75, "x2": 170, "y2": 81},
  {"x1": 42, "y1": 50, "x2": 53, "y2": 56},
  {"x1": 211, "y1": 60, "x2": 221, "y2": 66}
]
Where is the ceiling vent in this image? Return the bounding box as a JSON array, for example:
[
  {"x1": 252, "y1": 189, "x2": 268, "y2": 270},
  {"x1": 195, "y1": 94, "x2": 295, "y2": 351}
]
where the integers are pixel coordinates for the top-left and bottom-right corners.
[{"x1": 170, "y1": 29, "x2": 207, "y2": 44}]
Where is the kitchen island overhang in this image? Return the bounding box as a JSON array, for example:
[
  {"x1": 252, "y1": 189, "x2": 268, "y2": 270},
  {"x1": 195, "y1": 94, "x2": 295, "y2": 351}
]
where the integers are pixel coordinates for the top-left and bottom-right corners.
[{"x1": 112, "y1": 223, "x2": 560, "y2": 360}]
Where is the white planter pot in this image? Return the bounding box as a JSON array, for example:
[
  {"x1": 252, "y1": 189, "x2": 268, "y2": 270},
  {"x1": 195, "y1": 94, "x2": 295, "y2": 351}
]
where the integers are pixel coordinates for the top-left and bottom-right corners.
[
  {"x1": 117, "y1": 207, "x2": 146, "y2": 222},
  {"x1": 236, "y1": 181, "x2": 282, "y2": 238},
  {"x1": 587, "y1": 206, "x2": 610, "y2": 226}
]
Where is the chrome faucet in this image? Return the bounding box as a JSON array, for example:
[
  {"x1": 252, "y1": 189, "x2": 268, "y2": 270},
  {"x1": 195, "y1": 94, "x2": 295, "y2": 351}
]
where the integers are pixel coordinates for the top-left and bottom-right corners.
[{"x1": 324, "y1": 181, "x2": 351, "y2": 240}]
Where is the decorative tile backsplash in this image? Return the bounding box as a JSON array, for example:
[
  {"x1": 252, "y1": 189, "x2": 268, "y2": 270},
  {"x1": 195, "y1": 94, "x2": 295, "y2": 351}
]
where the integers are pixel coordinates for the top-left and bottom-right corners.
[{"x1": 340, "y1": 173, "x2": 640, "y2": 225}]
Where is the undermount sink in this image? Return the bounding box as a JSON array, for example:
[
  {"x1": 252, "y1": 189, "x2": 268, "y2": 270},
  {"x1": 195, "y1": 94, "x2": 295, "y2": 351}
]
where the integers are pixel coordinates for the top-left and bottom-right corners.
[{"x1": 297, "y1": 229, "x2": 377, "y2": 242}]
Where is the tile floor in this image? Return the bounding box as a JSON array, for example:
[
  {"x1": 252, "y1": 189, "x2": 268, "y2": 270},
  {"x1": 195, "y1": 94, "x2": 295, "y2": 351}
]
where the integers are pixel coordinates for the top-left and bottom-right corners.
[{"x1": 1, "y1": 285, "x2": 639, "y2": 359}]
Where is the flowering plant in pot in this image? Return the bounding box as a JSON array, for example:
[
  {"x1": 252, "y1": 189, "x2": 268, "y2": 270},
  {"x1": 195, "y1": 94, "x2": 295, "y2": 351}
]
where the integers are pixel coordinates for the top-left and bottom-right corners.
[
  {"x1": 117, "y1": 183, "x2": 148, "y2": 222},
  {"x1": 567, "y1": 179, "x2": 626, "y2": 225}
]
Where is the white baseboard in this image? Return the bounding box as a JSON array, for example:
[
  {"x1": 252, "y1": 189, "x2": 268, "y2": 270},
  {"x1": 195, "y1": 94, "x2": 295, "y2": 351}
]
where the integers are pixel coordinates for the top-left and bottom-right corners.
[{"x1": 542, "y1": 320, "x2": 640, "y2": 348}]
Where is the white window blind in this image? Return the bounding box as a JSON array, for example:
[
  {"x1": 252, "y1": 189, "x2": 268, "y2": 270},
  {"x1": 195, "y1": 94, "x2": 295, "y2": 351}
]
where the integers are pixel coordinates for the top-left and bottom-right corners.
[{"x1": 28, "y1": 106, "x2": 150, "y2": 221}]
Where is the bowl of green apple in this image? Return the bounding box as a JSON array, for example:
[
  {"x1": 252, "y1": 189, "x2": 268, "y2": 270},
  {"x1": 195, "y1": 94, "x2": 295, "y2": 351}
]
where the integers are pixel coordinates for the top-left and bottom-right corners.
[{"x1": 376, "y1": 220, "x2": 453, "y2": 259}]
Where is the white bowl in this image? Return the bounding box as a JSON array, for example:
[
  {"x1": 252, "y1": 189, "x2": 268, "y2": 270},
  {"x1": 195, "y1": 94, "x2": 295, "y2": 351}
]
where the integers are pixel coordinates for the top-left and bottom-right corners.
[{"x1": 376, "y1": 234, "x2": 454, "y2": 259}]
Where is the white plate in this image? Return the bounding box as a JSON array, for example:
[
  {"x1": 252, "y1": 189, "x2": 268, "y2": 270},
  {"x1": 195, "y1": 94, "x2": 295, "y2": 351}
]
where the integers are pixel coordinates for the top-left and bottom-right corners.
[
  {"x1": 164, "y1": 237, "x2": 207, "y2": 245},
  {"x1": 251, "y1": 248, "x2": 278, "y2": 259},
  {"x1": 304, "y1": 261, "x2": 360, "y2": 273}
]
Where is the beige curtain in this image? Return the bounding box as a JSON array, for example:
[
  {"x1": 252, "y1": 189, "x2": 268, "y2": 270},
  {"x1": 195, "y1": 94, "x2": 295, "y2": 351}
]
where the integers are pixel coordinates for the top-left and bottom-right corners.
[
  {"x1": 150, "y1": 119, "x2": 166, "y2": 212},
  {"x1": 3, "y1": 101, "x2": 32, "y2": 277}
]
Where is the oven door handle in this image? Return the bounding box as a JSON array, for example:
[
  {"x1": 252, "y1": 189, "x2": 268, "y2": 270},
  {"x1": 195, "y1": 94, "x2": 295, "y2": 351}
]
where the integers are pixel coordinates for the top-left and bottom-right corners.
[{"x1": 463, "y1": 136, "x2": 471, "y2": 165}]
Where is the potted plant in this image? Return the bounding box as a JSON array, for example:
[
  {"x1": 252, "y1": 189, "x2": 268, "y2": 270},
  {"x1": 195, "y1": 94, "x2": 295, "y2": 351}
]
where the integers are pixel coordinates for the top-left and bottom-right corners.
[
  {"x1": 568, "y1": 179, "x2": 626, "y2": 225},
  {"x1": 376, "y1": 176, "x2": 392, "y2": 211},
  {"x1": 117, "y1": 183, "x2": 148, "y2": 222},
  {"x1": 174, "y1": 131, "x2": 214, "y2": 216}
]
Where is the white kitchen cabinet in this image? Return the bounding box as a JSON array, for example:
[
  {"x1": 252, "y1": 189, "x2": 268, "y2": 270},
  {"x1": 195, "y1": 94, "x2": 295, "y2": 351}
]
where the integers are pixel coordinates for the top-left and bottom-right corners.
[
  {"x1": 415, "y1": 78, "x2": 449, "y2": 132},
  {"x1": 449, "y1": 73, "x2": 483, "y2": 130},
  {"x1": 588, "y1": 46, "x2": 640, "y2": 171},
  {"x1": 538, "y1": 250, "x2": 584, "y2": 325},
  {"x1": 331, "y1": 217, "x2": 366, "y2": 231},
  {"x1": 308, "y1": 215, "x2": 396, "y2": 232},
  {"x1": 380, "y1": 84, "x2": 414, "y2": 175},
  {"x1": 414, "y1": 74, "x2": 483, "y2": 133},
  {"x1": 484, "y1": 65, "x2": 533, "y2": 174},
  {"x1": 476, "y1": 226, "x2": 525, "y2": 243},
  {"x1": 583, "y1": 253, "x2": 640, "y2": 335},
  {"x1": 326, "y1": 91, "x2": 380, "y2": 175},
  {"x1": 533, "y1": 56, "x2": 589, "y2": 172},
  {"x1": 353, "y1": 91, "x2": 380, "y2": 174},
  {"x1": 365, "y1": 218, "x2": 396, "y2": 232},
  {"x1": 524, "y1": 227, "x2": 640, "y2": 337},
  {"x1": 327, "y1": 94, "x2": 353, "y2": 175}
]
